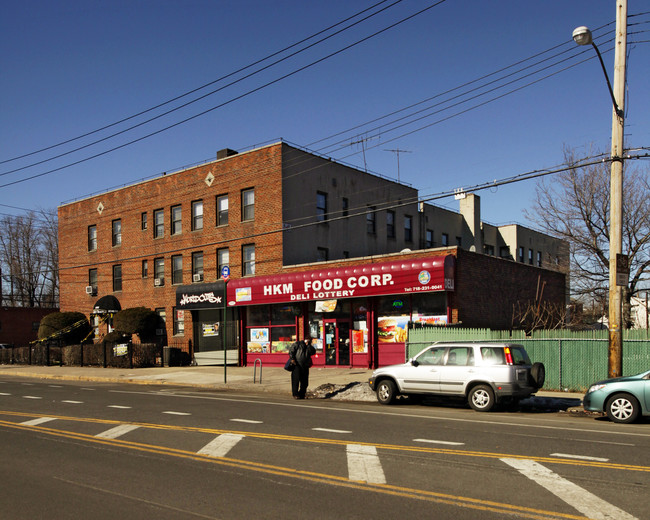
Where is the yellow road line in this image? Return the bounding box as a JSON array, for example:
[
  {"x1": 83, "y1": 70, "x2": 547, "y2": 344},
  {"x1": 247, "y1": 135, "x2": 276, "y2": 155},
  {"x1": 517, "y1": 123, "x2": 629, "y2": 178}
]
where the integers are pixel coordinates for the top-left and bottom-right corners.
[
  {"x1": 1, "y1": 409, "x2": 648, "y2": 473},
  {"x1": 0, "y1": 417, "x2": 588, "y2": 520}
]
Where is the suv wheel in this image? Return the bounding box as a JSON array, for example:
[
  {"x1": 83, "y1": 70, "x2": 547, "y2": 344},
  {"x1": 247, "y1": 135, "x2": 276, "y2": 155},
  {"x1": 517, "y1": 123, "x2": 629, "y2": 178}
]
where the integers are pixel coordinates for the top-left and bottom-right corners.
[
  {"x1": 468, "y1": 384, "x2": 495, "y2": 412},
  {"x1": 376, "y1": 379, "x2": 397, "y2": 405}
]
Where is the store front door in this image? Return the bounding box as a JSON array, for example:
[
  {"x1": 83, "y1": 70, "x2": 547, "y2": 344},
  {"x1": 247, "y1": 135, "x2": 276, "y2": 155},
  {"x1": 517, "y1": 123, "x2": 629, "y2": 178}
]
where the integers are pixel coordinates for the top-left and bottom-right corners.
[{"x1": 323, "y1": 320, "x2": 351, "y2": 366}]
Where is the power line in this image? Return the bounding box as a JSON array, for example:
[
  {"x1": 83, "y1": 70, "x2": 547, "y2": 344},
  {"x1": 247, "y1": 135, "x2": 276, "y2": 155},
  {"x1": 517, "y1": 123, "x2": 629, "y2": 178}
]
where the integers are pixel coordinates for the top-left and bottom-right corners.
[
  {"x1": 0, "y1": 0, "x2": 400, "y2": 166},
  {"x1": 0, "y1": 1, "x2": 444, "y2": 185}
]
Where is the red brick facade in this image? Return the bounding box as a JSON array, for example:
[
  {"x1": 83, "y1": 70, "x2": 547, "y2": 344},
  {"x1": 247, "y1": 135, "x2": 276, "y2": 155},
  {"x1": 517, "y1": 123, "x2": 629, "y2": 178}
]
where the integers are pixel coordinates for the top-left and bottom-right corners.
[
  {"x1": 59, "y1": 144, "x2": 285, "y2": 339},
  {"x1": 0, "y1": 307, "x2": 56, "y2": 347}
]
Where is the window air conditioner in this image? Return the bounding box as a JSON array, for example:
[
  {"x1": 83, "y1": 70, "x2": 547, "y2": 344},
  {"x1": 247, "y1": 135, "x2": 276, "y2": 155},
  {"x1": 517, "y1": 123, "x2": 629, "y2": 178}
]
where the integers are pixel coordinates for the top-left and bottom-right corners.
[
  {"x1": 154, "y1": 278, "x2": 164, "y2": 287},
  {"x1": 193, "y1": 273, "x2": 203, "y2": 282},
  {"x1": 85, "y1": 286, "x2": 94, "y2": 294}
]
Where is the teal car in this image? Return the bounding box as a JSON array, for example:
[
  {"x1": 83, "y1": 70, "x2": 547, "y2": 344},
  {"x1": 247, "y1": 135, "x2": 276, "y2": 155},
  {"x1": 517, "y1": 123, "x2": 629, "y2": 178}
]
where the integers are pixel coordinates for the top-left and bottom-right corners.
[{"x1": 583, "y1": 370, "x2": 650, "y2": 423}]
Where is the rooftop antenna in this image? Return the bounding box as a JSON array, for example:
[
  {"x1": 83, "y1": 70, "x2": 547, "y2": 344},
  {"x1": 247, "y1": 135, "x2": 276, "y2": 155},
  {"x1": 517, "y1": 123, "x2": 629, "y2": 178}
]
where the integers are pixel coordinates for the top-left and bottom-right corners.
[
  {"x1": 384, "y1": 148, "x2": 411, "y2": 182},
  {"x1": 350, "y1": 134, "x2": 378, "y2": 172}
]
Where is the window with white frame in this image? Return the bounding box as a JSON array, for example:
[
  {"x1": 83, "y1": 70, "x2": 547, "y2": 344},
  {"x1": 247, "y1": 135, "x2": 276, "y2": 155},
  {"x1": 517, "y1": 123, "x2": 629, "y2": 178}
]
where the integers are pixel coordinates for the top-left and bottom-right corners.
[
  {"x1": 242, "y1": 244, "x2": 255, "y2": 276},
  {"x1": 172, "y1": 255, "x2": 183, "y2": 284},
  {"x1": 192, "y1": 200, "x2": 203, "y2": 231},
  {"x1": 88, "y1": 225, "x2": 97, "y2": 252},
  {"x1": 171, "y1": 205, "x2": 182, "y2": 235},
  {"x1": 242, "y1": 188, "x2": 254, "y2": 221},
  {"x1": 112, "y1": 219, "x2": 121, "y2": 247},
  {"x1": 216, "y1": 194, "x2": 228, "y2": 226}
]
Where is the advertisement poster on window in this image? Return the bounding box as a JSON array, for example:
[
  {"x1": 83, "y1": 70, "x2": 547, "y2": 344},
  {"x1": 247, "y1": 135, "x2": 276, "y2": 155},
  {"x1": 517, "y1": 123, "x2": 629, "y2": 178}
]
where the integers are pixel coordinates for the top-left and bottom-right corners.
[
  {"x1": 377, "y1": 316, "x2": 409, "y2": 343},
  {"x1": 412, "y1": 314, "x2": 448, "y2": 326},
  {"x1": 351, "y1": 329, "x2": 366, "y2": 353},
  {"x1": 247, "y1": 328, "x2": 269, "y2": 353},
  {"x1": 202, "y1": 323, "x2": 220, "y2": 337}
]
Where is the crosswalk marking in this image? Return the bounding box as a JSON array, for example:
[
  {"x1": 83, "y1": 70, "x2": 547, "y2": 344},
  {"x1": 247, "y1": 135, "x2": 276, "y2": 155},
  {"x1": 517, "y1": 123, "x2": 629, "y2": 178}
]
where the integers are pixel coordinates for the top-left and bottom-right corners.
[
  {"x1": 501, "y1": 458, "x2": 637, "y2": 520},
  {"x1": 198, "y1": 434, "x2": 245, "y2": 458},
  {"x1": 347, "y1": 444, "x2": 386, "y2": 484},
  {"x1": 96, "y1": 424, "x2": 141, "y2": 439},
  {"x1": 21, "y1": 417, "x2": 57, "y2": 426}
]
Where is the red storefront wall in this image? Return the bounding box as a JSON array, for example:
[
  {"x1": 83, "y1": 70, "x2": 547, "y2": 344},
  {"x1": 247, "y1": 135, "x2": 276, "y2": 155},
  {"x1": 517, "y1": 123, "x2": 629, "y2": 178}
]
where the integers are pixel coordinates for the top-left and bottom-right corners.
[{"x1": 227, "y1": 255, "x2": 455, "y2": 368}]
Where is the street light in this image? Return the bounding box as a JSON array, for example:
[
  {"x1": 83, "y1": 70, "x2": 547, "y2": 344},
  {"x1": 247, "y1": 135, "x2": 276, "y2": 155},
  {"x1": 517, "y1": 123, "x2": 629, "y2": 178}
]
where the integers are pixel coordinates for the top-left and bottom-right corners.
[{"x1": 573, "y1": 0, "x2": 627, "y2": 378}]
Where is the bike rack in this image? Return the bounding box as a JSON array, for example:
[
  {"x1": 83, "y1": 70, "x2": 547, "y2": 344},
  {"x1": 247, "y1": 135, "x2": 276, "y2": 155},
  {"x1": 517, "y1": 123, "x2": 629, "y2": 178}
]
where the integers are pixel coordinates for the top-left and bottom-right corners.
[{"x1": 253, "y1": 358, "x2": 262, "y2": 384}]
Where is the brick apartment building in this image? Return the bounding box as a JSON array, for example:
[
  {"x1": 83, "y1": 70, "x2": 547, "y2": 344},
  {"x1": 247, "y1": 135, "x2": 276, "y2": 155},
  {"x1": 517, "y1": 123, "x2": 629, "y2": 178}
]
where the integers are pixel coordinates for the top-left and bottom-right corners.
[{"x1": 58, "y1": 141, "x2": 567, "y2": 368}]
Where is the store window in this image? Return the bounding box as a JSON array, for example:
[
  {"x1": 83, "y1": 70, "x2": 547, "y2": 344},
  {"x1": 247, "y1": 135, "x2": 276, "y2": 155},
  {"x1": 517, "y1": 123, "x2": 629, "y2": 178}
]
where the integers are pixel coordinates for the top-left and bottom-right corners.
[
  {"x1": 173, "y1": 307, "x2": 184, "y2": 336},
  {"x1": 245, "y1": 304, "x2": 299, "y2": 355},
  {"x1": 411, "y1": 292, "x2": 447, "y2": 326}
]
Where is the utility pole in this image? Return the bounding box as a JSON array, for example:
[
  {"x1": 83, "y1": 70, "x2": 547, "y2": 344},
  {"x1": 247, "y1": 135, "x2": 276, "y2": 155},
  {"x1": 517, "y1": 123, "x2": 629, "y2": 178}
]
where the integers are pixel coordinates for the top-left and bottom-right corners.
[
  {"x1": 384, "y1": 148, "x2": 411, "y2": 182},
  {"x1": 608, "y1": 0, "x2": 627, "y2": 378}
]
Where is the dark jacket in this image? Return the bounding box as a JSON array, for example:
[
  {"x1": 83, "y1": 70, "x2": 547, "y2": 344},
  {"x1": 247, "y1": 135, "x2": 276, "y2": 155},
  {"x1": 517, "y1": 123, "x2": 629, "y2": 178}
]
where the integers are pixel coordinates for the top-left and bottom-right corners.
[{"x1": 289, "y1": 340, "x2": 316, "y2": 368}]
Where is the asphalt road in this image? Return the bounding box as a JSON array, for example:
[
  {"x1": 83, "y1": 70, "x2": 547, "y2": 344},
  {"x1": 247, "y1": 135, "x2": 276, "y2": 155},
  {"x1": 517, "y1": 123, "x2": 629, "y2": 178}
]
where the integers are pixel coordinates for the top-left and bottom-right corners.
[{"x1": 1, "y1": 377, "x2": 648, "y2": 520}]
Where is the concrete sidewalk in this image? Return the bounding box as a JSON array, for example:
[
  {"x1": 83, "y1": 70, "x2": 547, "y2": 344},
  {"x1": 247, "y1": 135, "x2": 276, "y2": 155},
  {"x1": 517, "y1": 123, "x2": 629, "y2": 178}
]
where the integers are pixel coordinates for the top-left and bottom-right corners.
[{"x1": 0, "y1": 363, "x2": 585, "y2": 406}]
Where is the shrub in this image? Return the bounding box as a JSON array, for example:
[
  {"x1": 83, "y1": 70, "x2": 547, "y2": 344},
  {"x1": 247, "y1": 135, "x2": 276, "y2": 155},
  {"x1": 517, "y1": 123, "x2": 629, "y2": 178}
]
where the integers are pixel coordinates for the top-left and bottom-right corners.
[
  {"x1": 112, "y1": 307, "x2": 159, "y2": 341},
  {"x1": 38, "y1": 312, "x2": 92, "y2": 346}
]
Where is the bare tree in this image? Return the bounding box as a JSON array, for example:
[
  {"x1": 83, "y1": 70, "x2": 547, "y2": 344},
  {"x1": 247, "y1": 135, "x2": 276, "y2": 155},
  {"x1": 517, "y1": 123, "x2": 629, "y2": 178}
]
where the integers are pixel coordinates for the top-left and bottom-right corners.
[
  {"x1": 0, "y1": 210, "x2": 59, "y2": 307},
  {"x1": 526, "y1": 147, "x2": 650, "y2": 323}
]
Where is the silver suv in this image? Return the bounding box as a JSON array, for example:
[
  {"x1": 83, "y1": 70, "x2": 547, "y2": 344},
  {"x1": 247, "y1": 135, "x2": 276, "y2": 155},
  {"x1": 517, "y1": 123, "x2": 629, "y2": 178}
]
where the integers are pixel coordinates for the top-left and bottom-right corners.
[{"x1": 368, "y1": 342, "x2": 545, "y2": 411}]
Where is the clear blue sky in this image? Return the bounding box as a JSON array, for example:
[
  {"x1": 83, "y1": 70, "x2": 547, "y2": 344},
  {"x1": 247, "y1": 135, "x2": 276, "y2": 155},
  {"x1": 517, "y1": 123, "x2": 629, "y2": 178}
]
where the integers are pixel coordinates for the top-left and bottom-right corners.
[{"x1": 1, "y1": 0, "x2": 648, "y2": 227}]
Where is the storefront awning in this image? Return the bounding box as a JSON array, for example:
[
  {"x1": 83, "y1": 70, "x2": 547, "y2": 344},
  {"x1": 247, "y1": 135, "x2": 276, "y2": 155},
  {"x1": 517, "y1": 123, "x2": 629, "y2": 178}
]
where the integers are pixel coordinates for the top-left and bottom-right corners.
[
  {"x1": 227, "y1": 255, "x2": 455, "y2": 307},
  {"x1": 176, "y1": 281, "x2": 226, "y2": 311}
]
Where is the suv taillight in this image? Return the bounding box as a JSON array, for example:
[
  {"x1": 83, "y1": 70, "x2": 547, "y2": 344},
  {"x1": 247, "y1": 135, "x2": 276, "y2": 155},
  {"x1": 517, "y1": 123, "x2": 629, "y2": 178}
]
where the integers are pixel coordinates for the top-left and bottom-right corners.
[{"x1": 504, "y1": 347, "x2": 514, "y2": 365}]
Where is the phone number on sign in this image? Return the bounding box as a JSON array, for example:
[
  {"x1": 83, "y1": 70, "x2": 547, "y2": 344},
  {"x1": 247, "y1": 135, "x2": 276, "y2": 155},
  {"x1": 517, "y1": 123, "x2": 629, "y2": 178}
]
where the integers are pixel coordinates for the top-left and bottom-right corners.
[{"x1": 403, "y1": 285, "x2": 443, "y2": 292}]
